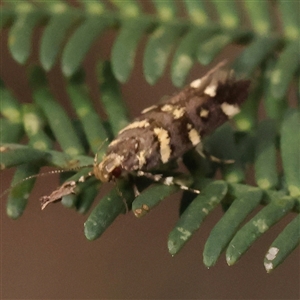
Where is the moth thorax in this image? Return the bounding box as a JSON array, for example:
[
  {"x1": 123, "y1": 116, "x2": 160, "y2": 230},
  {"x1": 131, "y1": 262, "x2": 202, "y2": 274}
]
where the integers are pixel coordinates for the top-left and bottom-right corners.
[{"x1": 93, "y1": 153, "x2": 124, "y2": 182}]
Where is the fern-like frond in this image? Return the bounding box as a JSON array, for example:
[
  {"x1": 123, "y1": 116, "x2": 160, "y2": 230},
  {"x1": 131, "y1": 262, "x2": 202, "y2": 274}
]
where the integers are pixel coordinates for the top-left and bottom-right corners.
[
  {"x1": 0, "y1": 0, "x2": 299, "y2": 272},
  {"x1": 1, "y1": 0, "x2": 299, "y2": 84}
]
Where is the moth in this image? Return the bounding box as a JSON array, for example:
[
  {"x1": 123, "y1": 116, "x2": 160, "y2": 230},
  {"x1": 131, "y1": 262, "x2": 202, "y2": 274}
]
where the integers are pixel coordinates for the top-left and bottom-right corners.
[{"x1": 40, "y1": 62, "x2": 251, "y2": 209}]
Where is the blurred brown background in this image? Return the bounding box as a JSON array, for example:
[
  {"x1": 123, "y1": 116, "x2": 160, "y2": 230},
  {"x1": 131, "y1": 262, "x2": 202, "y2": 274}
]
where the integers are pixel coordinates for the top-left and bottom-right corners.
[{"x1": 1, "y1": 1, "x2": 299, "y2": 299}]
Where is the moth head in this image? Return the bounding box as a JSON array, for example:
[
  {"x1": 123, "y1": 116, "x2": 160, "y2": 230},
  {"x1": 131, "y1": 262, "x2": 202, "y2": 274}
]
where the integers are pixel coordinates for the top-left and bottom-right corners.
[{"x1": 93, "y1": 153, "x2": 124, "y2": 182}]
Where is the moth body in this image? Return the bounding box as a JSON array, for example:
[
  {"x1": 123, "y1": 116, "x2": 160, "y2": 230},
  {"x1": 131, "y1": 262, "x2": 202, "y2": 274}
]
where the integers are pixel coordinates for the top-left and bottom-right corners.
[{"x1": 94, "y1": 64, "x2": 251, "y2": 183}]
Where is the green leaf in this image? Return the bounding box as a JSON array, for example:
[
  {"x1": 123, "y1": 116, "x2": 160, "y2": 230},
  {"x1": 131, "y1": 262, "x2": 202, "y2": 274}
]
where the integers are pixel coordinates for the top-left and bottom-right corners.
[
  {"x1": 233, "y1": 36, "x2": 279, "y2": 77},
  {"x1": 0, "y1": 144, "x2": 47, "y2": 169},
  {"x1": 152, "y1": 0, "x2": 177, "y2": 21},
  {"x1": 234, "y1": 74, "x2": 263, "y2": 131},
  {"x1": 203, "y1": 184, "x2": 262, "y2": 267},
  {"x1": 263, "y1": 57, "x2": 288, "y2": 120},
  {"x1": 168, "y1": 180, "x2": 228, "y2": 255},
  {"x1": 278, "y1": 0, "x2": 300, "y2": 40},
  {"x1": 0, "y1": 8, "x2": 14, "y2": 29},
  {"x1": 183, "y1": 149, "x2": 215, "y2": 179},
  {"x1": 0, "y1": 144, "x2": 93, "y2": 170},
  {"x1": 243, "y1": 0, "x2": 272, "y2": 34},
  {"x1": 76, "y1": 182, "x2": 100, "y2": 214},
  {"x1": 62, "y1": 14, "x2": 114, "y2": 77},
  {"x1": 298, "y1": 75, "x2": 300, "y2": 106},
  {"x1": 269, "y1": 41, "x2": 299, "y2": 100},
  {"x1": 211, "y1": 0, "x2": 240, "y2": 28},
  {"x1": 33, "y1": 88, "x2": 85, "y2": 156},
  {"x1": 172, "y1": 27, "x2": 217, "y2": 87},
  {"x1": 183, "y1": 0, "x2": 209, "y2": 25},
  {"x1": 206, "y1": 124, "x2": 245, "y2": 183},
  {"x1": 132, "y1": 184, "x2": 179, "y2": 217},
  {"x1": 40, "y1": 6, "x2": 80, "y2": 71},
  {"x1": 0, "y1": 83, "x2": 22, "y2": 123},
  {"x1": 197, "y1": 30, "x2": 251, "y2": 66},
  {"x1": 98, "y1": 61, "x2": 130, "y2": 136},
  {"x1": 255, "y1": 119, "x2": 278, "y2": 190},
  {"x1": 67, "y1": 80, "x2": 108, "y2": 155},
  {"x1": 144, "y1": 22, "x2": 186, "y2": 85},
  {"x1": 110, "y1": 0, "x2": 141, "y2": 17},
  {"x1": 0, "y1": 83, "x2": 24, "y2": 143},
  {"x1": 226, "y1": 192, "x2": 295, "y2": 265},
  {"x1": 112, "y1": 18, "x2": 151, "y2": 83},
  {"x1": 264, "y1": 214, "x2": 300, "y2": 272},
  {"x1": 22, "y1": 104, "x2": 53, "y2": 150},
  {"x1": 1, "y1": 0, "x2": 299, "y2": 270},
  {"x1": 0, "y1": 119, "x2": 23, "y2": 143},
  {"x1": 6, "y1": 163, "x2": 40, "y2": 219},
  {"x1": 197, "y1": 33, "x2": 231, "y2": 66},
  {"x1": 84, "y1": 179, "x2": 134, "y2": 240},
  {"x1": 235, "y1": 132, "x2": 256, "y2": 165},
  {"x1": 280, "y1": 109, "x2": 300, "y2": 197},
  {"x1": 6, "y1": 103, "x2": 54, "y2": 213},
  {"x1": 8, "y1": 3, "x2": 47, "y2": 64}
]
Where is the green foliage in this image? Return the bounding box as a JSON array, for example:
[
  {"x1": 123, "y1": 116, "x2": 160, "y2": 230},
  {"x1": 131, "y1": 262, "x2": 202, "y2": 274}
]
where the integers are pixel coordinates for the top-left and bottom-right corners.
[{"x1": 0, "y1": 0, "x2": 299, "y2": 272}]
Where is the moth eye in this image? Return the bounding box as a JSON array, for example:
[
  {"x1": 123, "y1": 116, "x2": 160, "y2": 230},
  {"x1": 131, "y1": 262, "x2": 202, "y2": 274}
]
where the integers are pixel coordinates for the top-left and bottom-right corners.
[{"x1": 111, "y1": 166, "x2": 122, "y2": 178}]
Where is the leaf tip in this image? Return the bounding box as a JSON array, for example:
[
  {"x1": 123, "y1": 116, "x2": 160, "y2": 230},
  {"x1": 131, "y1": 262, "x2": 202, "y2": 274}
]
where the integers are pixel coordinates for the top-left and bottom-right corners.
[
  {"x1": 167, "y1": 239, "x2": 178, "y2": 256},
  {"x1": 84, "y1": 220, "x2": 98, "y2": 241},
  {"x1": 133, "y1": 204, "x2": 149, "y2": 218},
  {"x1": 225, "y1": 246, "x2": 238, "y2": 266},
  {"x1": 264, "y1": 261, "x2": 274, "y2": 273},
  {"x1": 62, "y1": 64, "x2": 76, "y2": 78},
  {"x1": 288, "y1": 185, "x2": 300, "y2": 198},
  {"x1": 6, "y1": 204, "x2": 23, "y2": 220},
  {"x1": 41, "y1": 60, "x2": 53, "y2": 72},
  {"x1": 203, "y1": 256, "x2": 216, "y2": 268}
]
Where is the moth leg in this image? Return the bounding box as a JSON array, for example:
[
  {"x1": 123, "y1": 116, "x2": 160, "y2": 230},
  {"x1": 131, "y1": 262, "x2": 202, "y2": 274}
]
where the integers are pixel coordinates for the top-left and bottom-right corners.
[
  {"x1": 165, "y1": 176, "x2": 200, "y2": 194},
  {"x1": 137, "y1": 171, "x2": 200, "y2": 195},
  {"x1": 177, "y1": 184, "x2": 200, "y2": 194},
  {"x1": 137, "y1": 170, "x2": 163, "y2": 182},
  {"x1": 196, "y1": 144, "x2": 234, "y2": 164},
  {"x1": 133, "y1": 184, "x2": 141, "y2": 197}
]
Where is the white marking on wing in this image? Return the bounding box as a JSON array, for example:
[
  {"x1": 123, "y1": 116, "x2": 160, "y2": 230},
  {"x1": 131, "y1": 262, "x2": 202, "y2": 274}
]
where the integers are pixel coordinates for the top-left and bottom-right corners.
[
  {"x1": 153, "y1": 127, "x2": 171, "y2": 163},
  {"x1": 221, "y1": 102, "x2": 241, "y2": 118},
  {"x1": 119, "y1": 120, "x2": 150, "y2": 134},
  {"x1": 190, "y1": 78, "x2": 202, "y2": 88}
]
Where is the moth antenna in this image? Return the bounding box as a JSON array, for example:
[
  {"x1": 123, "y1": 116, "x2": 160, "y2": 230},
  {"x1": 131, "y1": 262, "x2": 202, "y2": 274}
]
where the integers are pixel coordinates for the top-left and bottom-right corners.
[
  {"x1": 205, "y1": 59, "x2": 228, "y2": 76},
  {"x1": 0, "y1": 165, "x2": 93, "y2": 200}
]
